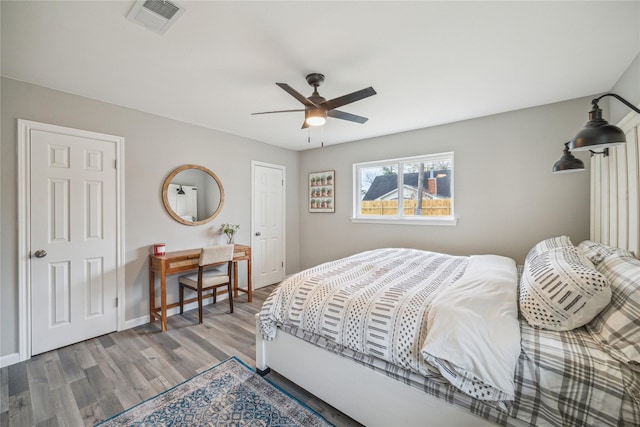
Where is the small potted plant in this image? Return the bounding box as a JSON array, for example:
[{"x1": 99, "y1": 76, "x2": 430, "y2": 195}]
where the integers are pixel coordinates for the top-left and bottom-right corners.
[{"x1": 221, "y1": 223, "x2": 240, "y2": 244}]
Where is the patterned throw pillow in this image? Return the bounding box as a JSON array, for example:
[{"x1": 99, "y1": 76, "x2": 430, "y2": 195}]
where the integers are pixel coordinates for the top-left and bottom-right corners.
[
  {"x1": 519, "y1": 247, "x2": 612, "y2": 331},
  {"x1": 586, "y1": 253, "x2": 640, "y2": 368},
  {"x1": 524, "y1": 236, "x2": 574, "y2": 265},
  {"x1": 577, "y1": 240, "x2": 636, "y2": 267}
]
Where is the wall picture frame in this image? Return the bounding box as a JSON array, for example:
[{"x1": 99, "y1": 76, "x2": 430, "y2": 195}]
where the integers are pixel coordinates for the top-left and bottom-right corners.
[{"x1": 309, "y1": 170, "x2": 335, "y2": 213}]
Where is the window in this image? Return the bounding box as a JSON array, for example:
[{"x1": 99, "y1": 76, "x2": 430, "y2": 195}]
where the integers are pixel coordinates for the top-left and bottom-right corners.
[{"x1": 352, "y1": 152, "x2": 455, "y2": 225}]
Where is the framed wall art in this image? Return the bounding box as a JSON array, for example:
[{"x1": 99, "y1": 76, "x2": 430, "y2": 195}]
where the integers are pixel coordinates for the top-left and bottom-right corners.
[{"x1": 309, "y1": 170, "x2": 334, "y2": 213}]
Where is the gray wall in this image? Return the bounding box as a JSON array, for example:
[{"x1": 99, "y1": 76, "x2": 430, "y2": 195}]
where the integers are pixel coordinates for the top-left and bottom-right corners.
[
  {"x1": 298, "y1": 97, "x2": 594, "y2": 269},
  {"x1": 610, "y1": 51, "x2": 640, "y2": 124},
  {"x1": 0, "y1": 77, "x2": 300, "y2": 358}
]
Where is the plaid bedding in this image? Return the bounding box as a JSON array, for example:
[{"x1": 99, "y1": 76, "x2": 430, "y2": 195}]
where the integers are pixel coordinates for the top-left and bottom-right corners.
[{"x1": 512, "y1": 323, "x2": 639, "y2": 426}]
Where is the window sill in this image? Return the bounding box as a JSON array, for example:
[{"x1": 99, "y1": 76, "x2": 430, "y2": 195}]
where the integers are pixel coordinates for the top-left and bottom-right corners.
[{"x1": 349, "y1": 216, "x2": 458, "y2": 226}]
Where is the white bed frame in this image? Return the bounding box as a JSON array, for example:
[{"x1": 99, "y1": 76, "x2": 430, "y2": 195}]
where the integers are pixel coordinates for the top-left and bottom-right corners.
[{"x1": 255, "y1": 315, "x2": 526, "y2": 427}]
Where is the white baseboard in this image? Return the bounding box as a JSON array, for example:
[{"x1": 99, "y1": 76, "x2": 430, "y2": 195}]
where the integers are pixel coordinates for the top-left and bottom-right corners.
[
  {"x1": 123, "y1": 314, "x2": 150, "y2": 330},
  {"x1": 0, "y1": 352, "x2": 21, "y2": 368}
]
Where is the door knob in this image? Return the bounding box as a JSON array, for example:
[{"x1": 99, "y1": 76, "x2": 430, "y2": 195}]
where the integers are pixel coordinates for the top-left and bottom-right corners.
[
  {"x1": 34, "y1": 249, "x2": 47, "y2": 258},
  {"x1": 255, "y1": 232, "x2": 262, "y2": 236}
]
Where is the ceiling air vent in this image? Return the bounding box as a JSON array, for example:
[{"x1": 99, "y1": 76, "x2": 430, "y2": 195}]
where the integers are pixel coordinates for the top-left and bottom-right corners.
[{"x1": 127, "y1": 0, "x2": 186, "y2": 35}]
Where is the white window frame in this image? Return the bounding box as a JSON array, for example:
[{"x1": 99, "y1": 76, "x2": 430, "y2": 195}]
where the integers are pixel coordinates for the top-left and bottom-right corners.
[{"x1": 351, "y1": 153, "x2": 457, "y2": 226}]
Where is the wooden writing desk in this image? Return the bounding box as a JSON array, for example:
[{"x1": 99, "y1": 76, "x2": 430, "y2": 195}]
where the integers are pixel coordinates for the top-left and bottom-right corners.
[{"x1": 149, "y1": 244, "x2": 252, "y2": 331}]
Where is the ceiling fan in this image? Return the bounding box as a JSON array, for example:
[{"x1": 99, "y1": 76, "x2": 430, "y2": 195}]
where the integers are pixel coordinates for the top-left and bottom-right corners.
[{"x1": 252, "y1": 73, "x2": 376, "y2": 129}]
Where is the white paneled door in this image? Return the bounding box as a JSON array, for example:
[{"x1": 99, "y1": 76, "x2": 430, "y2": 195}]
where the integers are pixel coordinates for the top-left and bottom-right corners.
[
  {"x1": 30, "y1": 128, "x2": 118, "y2": 355},
  {"x1": 252, "y1": 162, "x2": 285, "y2": 289}
]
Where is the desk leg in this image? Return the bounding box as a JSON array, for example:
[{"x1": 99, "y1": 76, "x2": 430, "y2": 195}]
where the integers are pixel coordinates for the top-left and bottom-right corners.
[
  {"x1": 247, "y1": 258, "x2": 252, "y2": 302},
  {"x1": 160, "y1": 272, "x2": 168, "y2": 332},
  {"x1": 149, "y1": 270, "x2": 156, "y2": 323}
]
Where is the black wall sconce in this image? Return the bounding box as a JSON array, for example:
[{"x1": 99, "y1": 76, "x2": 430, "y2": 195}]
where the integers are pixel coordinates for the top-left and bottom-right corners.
[
  {"x1": 554, "y1": 93, "x2": 640, "y2": 173},
  {"x1": 569, "y1": 93, "x2": 640, "y2": 152},
  {"x1": 553, "y1": 142, "x2": 585, "y2": 173}
]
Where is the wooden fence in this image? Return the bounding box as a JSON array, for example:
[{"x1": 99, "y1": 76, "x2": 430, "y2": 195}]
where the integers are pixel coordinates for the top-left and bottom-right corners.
[{"x1": 361, "y1": 199, "x2": 451, "y2": 216}]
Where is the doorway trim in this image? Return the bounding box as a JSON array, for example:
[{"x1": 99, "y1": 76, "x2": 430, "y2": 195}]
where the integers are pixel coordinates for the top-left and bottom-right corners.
[
  {"x1": 251, "y1": 161, "x2": 286, "y2": 287},
  {"x1": 17, "y1": 119, "x2": 126, "y2": 362}
]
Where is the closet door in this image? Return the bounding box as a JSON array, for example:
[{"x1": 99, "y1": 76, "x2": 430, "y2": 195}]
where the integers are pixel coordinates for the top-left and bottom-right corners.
[{"x1": 252, "y1": 162, "x2": 285, "y2": 288}]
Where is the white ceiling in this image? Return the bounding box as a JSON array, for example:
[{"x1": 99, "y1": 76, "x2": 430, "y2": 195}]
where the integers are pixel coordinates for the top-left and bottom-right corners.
[{"x1": 2, "y1": 1, "x2": 639, "y2": 151}]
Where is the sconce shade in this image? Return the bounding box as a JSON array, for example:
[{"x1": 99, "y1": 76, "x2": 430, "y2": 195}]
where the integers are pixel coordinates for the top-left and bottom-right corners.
[
  {"x1": 570, "y1": 123, "x2": 626, "y2": 152},
  {"x1": 305, "y1": 108, "x2": 327, "y2": 126},
  {"x1": 553, "y1": 143, "x2": 585, "y2": 173},
  {"x1": 569, "y1": 93, "x2": 640, "y2": 152},
  {"x1": 569, "y1": 104, "x2": 626, "y2": 152}
]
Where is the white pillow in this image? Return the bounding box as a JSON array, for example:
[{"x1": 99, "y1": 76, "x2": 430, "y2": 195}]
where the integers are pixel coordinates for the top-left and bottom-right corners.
[
  {"x1": 519, "y1": 247, "x2": 611, "y2": 331},
  {"x1": 525, "y1": 236, "x2": 574, "y2": 265}
]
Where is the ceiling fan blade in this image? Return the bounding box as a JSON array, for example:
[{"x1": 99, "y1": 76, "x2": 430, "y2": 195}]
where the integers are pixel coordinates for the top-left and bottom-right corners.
[
  {"x1": 322, "y1": 87, "x2": 376, "y2": 111},
  {"x1": 327, "y1": 109, "x2": 368, "y2": 124},
  {"x1": 276, "y1": 83, "x2": 319, "y2": 108},
  {"x1": 251, "y1": 109, "x2": 305, "y2": 115}
]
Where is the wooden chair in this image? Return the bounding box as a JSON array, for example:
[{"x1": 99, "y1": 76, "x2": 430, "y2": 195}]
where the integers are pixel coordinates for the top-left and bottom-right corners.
[{"x1": 178, "y1": 244, "x2": 235, "y2": 323}]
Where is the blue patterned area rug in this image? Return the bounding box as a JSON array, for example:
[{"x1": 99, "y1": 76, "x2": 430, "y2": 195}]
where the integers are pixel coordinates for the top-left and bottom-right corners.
[{"x1": 95, "y1": 356, "x2": 333, "y2": 426}]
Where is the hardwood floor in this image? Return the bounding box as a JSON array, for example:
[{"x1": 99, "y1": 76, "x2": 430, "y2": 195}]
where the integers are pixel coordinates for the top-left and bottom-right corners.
[{"x1": 0, "y1": 285, "x2": 363, "y2": 427}]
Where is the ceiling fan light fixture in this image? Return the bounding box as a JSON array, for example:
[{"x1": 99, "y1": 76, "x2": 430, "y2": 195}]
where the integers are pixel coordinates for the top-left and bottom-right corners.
[{"x1": 305, "y1": 108, "x2": 327, "y2": 126}]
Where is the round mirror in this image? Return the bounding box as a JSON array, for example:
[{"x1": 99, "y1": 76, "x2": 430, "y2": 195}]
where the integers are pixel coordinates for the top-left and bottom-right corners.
[{"x1": 162, "y1": 165, "x2": 224, "y2": 226}]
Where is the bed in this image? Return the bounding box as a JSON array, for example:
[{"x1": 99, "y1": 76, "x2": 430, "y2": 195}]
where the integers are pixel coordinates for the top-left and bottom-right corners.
[{"x1": 255, "y1": 240, "x2": 640, "y2": 426}]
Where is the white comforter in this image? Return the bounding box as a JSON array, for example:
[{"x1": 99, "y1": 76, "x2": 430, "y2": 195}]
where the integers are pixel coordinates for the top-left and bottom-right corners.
[
  {"x1": 259, "y1": 248, "x2": 521, "y2": 401},
  {"x1": 421, "y1": 254, "x2": 521, "y2": 400}
]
